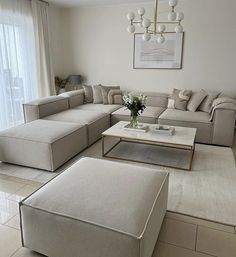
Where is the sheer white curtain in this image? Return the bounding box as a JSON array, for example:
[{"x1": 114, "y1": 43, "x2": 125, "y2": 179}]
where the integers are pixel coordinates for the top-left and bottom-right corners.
[
  {"x1": 0, "y1": 0, "x2": 38, "y2": 131},
  {"x1": 32, "y1": 0, "x2": 55, "y2": 97}
]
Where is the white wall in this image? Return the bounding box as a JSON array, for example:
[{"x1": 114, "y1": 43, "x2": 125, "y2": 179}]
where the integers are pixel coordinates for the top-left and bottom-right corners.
[{"x1": 52, "y1": 0, "x2": 236, "y2": 95}]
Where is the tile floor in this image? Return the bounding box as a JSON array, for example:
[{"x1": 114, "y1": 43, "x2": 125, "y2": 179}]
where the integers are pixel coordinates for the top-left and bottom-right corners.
[{"x1": 0, "y1": 132, "x2": 235, "y2": 257}]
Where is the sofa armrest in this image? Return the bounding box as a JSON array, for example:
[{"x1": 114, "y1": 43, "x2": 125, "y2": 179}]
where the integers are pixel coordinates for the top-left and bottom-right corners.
[
  {"x1": 59, "y1": 89, "x2": 84, "y2": 108},
  {"x1": 212, "y1": 109, "x2": 236, "y2": 146},
  {"x1": 23, "y1": 96, "x2": 69, "y2": 123}
]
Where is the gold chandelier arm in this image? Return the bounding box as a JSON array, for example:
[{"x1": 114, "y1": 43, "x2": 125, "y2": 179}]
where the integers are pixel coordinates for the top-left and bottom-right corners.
[{"x1": 154, "y1": 0, "x2": 158, "y2": 34}]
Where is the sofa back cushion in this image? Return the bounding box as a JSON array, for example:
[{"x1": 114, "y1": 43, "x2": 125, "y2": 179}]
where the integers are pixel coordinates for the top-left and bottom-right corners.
[
  {"x1": 23, "y1": 96, "x2": 69, "y2": 122},
  {"x1": 133, "y1": 91, "x2": 169, "y2": 108},
  {"x1": 60, "y1": 89, "x2": 84, "y2": 108}
]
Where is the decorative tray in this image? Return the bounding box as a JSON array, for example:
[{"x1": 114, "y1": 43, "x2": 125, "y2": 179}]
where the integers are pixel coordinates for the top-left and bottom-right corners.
[
  {"x1": 152, "y1": 125, "x2": 175, "y2": 135},
  {"x1": 123, "y1": 123, "x2": 149, "y2": 133}
]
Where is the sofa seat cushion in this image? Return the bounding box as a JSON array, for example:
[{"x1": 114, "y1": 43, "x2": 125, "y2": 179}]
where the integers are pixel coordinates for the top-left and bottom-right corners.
[
  {"x1": 0, "y1": 120, "x2": 87, "y2": 171},
  {"x1": 111, "y1": 106, "x2": 165, "y2": 125},
  {"x1": 43, "y1": 109, "x2": 110, "y2": 145},
  {"x1": 75, "y1": 103, "x2": 123, "y2": 114},
  {"x1": 20, "y1": 157, "x2": 169, "y2": 257},
  {"x1": 158, "y1": 109, "x2": 213, "y2": 144}
]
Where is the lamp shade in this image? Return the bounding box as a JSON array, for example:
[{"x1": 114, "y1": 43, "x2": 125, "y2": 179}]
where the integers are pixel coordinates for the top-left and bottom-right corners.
[{"x1": 67, "y1": 75, "x2": 82, "y2": 85}]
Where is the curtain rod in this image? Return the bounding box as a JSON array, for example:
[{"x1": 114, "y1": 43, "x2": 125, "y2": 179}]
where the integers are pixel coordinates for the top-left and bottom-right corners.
[{"x1": 29, "y1": 0, "x2": 49, "y2": 6}]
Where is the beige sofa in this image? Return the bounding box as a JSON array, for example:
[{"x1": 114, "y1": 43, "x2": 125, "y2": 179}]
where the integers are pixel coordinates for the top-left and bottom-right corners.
[{"x1": 0, "y1": 89, "x2": 235, "y2": 171}]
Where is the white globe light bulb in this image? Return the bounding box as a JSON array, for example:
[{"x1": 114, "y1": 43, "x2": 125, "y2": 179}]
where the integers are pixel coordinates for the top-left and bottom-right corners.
[
  {"x1": 127, "y1": 12, "x2": 135, "y2": 21},
  {"x1": 175, "y1": 24, "x2": 183, "y2": 33},
  {"x1": 138, "y1": 7, "x2": 145, "y2": 16},
  {"x1": 127, "y1": 25, "x2": 135, "y2": 33},
  {"x1": 169, "y1": 0, "x2": 178, "y2": 7},
  {"x1": 142, "y1": 18, "x2": 151, "y2": 28},
  {"x1": 142, "y1": 32, "x2": 151, "y2": 41},
  {"x1": 157, "y1": 35, "x2": 165, "y2": 44},
  {"x1": 176, "y1": 12, "x2": 184, "y2": 21},
  {"x1": 157, "y1": 24, "x2": 166, "y2": 33},
  {"x1": 168, "y1": 11, "x2": 177, "y2": 21}
]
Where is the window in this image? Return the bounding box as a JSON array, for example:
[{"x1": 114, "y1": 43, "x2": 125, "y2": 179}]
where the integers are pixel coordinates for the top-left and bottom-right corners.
[{"x1": 0, "y1": 2, "x2": 38, "y2": 130}]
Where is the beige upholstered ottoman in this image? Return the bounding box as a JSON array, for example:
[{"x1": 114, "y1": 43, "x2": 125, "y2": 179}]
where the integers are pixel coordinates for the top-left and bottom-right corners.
[
  {"x1": 0, "y1": 120, "x2": 87, "y2": 171},
  {"x1": 20, "y1": 157, "x2": 169, "y2": 257}
]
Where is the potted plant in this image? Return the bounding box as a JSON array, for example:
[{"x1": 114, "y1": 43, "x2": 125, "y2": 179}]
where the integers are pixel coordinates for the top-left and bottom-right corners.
[{"x1": 123, "y1": 93, "x2": 147, "y2": 128}]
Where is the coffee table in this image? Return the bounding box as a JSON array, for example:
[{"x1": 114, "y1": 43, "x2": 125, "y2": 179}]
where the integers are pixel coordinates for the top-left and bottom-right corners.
[{"x1": 102, "y1": 121, "x2": 197, "y2": 170}]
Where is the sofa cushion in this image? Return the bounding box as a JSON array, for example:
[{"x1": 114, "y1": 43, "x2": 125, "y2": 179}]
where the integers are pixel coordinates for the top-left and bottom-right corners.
[
  {"x1": 187, "y1": 90, "x2": 207, "y2": 112},
  {"x1": 82, "y1": 85, "x2": 93, "y2": 103},
  {"x1": 111, "y1": 106, "x2": 165, "y2": 125},
  {"x1": 158, "y1": 109, "x2": 213, "y2": 144},
  {"x1": 60, "y1": 89, "x2": 84, "y2": 108},
  {"x1": 198, "y1": 91, "x2": 220, "y2": 113},
  {"x1": 43, "y1": 109, "x2": 110, "y2": 145},
  {"x1": 108, "y1": 89, "x2": 123, "y2": 105},
  {"x1": 23, "y1": 96, "x2": 69, "y2": 123},
  {"x1": 20, "y1": 157, "x2": 169, "y2": 257},
  {"x1": 131, "y1": 91, "x2": 168, "y2": 108},
  {"x1": 168, "y1": 89, "x2": 192, "y2": 111},
  {"x1": 92, "y1": 85, "x2": 103, "y2": 104},
  {"x1": 75, "y1": 103, "x2": 123, "y2": 114},
  {"x1": 100, "y1": 85, "x2": 120, "y2": 104},
  {"x1": 43, "y1": 109, "x2": 108, "y2": 125}
]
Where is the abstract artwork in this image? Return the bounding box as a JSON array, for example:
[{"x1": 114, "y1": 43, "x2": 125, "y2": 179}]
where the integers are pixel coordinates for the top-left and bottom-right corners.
[{"x1": 133, "y1": 32, "x2": 184, "y2": 69}]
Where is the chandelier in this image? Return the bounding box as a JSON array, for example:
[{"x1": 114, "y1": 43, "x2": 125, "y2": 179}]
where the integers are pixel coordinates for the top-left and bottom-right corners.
[{"x1": 127, "y1": 0, "x2": 184, "y2": 43}]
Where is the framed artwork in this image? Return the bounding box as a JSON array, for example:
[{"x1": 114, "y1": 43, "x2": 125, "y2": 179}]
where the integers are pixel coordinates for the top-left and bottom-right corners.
[{"x1": 133, "y1": 32, "x2": 184, "y2": 69}]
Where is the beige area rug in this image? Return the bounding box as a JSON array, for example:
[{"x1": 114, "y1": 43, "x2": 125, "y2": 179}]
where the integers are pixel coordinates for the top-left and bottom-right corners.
[{"x1": 0, "y1": 139, "x2": 236, "y2": 226}]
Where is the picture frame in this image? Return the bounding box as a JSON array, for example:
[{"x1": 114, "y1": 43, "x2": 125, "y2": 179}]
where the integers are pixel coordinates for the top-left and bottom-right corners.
[{"x1": 133, "y1": 32, "x2": 184, "y2": 69}]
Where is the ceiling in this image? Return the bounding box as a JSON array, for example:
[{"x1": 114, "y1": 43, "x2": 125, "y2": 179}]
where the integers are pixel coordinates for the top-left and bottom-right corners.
[{"x1": 47, "y1": 0, "x2": 153, "y2": 8}]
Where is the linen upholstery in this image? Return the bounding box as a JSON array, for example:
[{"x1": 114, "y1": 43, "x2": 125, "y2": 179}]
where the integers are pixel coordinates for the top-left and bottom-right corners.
[
  {"x1": 75, "y1": 103, "x2": 123, "y2": 114},
  {"x1": 43, "y1": 109, "x2": 110, "y2": 145},
  {"x1": 132, "y1": 91, "x2": 168, "y2": 108},
  {"x1": 111, "y1": 106, "x2": 165, "y2": 125},
  {"x1": 82, "y1": 84, "x2": 93, "y2": 103},
  {"x1": 108, "y1": 89, "x2": 123, "y2": 105},
  {"x1": 20, "y1": 157, "x2": 169, "y2": 257},
  {"x1": 100, "y1": 85, "x2": 120, "y2": 104},
  {"x1": 158, "y1": 109, "x2": 213, "y2": 144},
  {"x1": 60, "y1": 89, "x2": 84, "y2": 108},
  {"x1": 187, "y1": 90, "x2": 207, "y2": 112},
  {"x1": 198, "y1": 91, "x2": 220, "y2": 113},
  {"x1": 168, "y1": 89, "x2": 192, "y2": 111},
  {"x1": 212, "y1": 109, "x2": 236, "y2": 146},
  {"x1": 92, "y1": 85, "x2": 103, "y2": 104},
  {"x1": 23, "y1": 96, "x2": 69, "y2": 122},
  {"x1": 0, "y1": 120, "x2": 87, "y2": 171}
]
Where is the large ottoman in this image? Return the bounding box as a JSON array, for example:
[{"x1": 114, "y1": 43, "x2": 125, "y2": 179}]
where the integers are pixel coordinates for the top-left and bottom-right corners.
[
  {"x1": 0, "y1": 120, "x2": 87, "y2": 171},
  {"x1": 20, "y1": 157, "x2": 169, "y2": 257}
]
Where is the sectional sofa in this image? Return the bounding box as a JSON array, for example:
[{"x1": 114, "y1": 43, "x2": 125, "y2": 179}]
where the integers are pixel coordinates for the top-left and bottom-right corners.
[{"x1": 0, "y1": 89, "x2": 235, "y2": 171}]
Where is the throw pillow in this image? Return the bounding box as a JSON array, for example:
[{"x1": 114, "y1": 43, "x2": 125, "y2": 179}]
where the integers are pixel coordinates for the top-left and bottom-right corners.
[
  {"x1": 198, "y1": 91, "x2": 221, "y2": 113},
  {"x1": 108, "y1": 89, "x2": 123, "y2": 105},
  {"x1": 82, "y1": 84, "x2": 93, "y2": 103},
  {"x1": 100, "y1": 85, "x2": 120, "y2": 104},
  {"x1": 92, "y1": 85, "x2": 103, "y2": 104},
  {"x1": 187, "y1": 89, "x2": 208, "y2": 112},
  {"x1": 169, "y1": 89, "x2": 192, "y2": 111}
]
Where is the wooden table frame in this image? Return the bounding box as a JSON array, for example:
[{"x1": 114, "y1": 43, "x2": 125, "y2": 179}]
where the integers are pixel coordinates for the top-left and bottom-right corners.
[{"x1": 102, "y1": 135, "x2": 195, "y2": 171}]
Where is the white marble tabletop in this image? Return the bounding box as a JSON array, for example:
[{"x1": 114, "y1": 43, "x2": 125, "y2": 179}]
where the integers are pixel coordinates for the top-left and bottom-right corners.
[{"x1": 102, "y1": 121, "x2": 197, "y2": 148}]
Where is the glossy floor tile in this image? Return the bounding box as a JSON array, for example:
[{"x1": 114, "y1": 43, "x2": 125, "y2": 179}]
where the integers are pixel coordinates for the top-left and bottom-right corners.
[
  {"x1": 5, "y1": 214, "x2": 20, "y2": 230},
  {"x1": 0, "y1": 178, "x2": 25, "y2": 195},
  {"x1": 0, "y1": 224, "x2": 21, "y2": 256},
  {"x1": 8, "y1": 185, "x2": 41, "y2": 202},
  {"x1": 0, "y1": 198, "x2": 19, "y2": 224}
]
